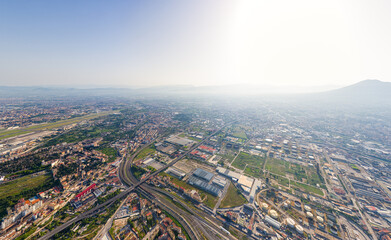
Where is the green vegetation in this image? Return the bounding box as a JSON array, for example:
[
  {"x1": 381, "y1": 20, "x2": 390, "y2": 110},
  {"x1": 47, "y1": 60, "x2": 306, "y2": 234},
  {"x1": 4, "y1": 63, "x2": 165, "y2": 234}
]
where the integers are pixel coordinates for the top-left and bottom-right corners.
[
  {"x1": 232, "y1": 131, "x2": 247, "y2": 140},
  {"x1": 266, "y1": 158, "x2": 324, "y2": 188},
  {"x1": 0, "y1": 151, "x2": 59, "y2": 175},
  {"x1": 230, "y1": 126, "x2": 248, "y2": 140},
  {"x1": 202, "y1": 192, "x2": 218, "y2": 209},
  {"x1": 173, "y1": 113, "x2": 193, "y2": 123},
  {"x1": 131, "y1": 165, "x2": 147, "y2": 180},
  {"x1": 97, "y1": 146, "x2": 118, "y2": 162},
  {"x1": 15, "y1": 226, "x2": 38, "y2": 240},
  {"x1": 244, "y1": 166, "x2": 263, "y2": 178},
  {"x1": 162, "y1": 174, "x2": 218, "y2": 209},
  {"x1": 0, "y1": 173, "x2": 56, "y2": 219},
  {"x1": 269, "y1": 173, "x2": 290, "y2": 187},
  {"x1": 135, "y1": 146, "x2": 156, "y2": 160},
  {"x1": 350, "y1": 164, "x2": 360, "y2": 172},
  {"x1": 220, "y1": 183, "x2": 248, "y2": 208},
  {"x1": 265, "y1": 158, "x2": 299, "y2": 177},
  {"x1": 232, "y1": 152, "x2": 265, "y2": 170},
  {"x1": 161, "y1": 210, "x2": 190, "y2": 240},
  {"x1": 97, "y1": 189, "x2": 121, "y2": 204},
  {"x1": 109, "y1": 228, "x2": 115, "y2": 239},
  {"x1": 50, "y1": 197, "x2": 123, "y2": 239},
  {"x1": 42, "y1": 113, "x2": 134, "y2": 148},
  {"x1": 217, "y1": 151, "x2": 237, "y2": 163},
  {"x1": 0, "y1": 112, "x2": 111, "y2": 140},
  {"x1": 290, "y1": 181, "x2": 324, "y2": 196},
  {"x1": 0, "y1": 174, "x2": 52, "y2": 199}
]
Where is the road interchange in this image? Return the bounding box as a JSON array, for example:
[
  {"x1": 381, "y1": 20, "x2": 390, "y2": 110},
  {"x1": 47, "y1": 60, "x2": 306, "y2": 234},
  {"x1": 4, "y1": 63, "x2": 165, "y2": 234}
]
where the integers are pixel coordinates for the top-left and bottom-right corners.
[{"x1": 39, "y1": 126, "x2": 230, "y2": 240}]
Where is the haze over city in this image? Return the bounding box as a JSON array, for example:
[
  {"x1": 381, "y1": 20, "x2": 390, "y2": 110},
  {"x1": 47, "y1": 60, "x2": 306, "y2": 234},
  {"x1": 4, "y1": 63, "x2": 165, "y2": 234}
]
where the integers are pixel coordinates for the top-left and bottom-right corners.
[
  {"x1": 1, "y1": 1, "x2": 391, "y2": 240},
  {"x1": 1, "y1": 0, "x2": 391, "y2": 89}
]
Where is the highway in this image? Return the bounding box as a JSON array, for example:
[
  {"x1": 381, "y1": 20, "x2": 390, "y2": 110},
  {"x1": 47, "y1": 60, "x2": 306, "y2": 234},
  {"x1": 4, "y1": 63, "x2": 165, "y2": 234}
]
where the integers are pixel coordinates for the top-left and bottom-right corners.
[
  {"x1": 39, "y1": 126, "x2": 227, "y2": 240},
  {"x1": 120, "y1": 152, "x2": 233, "y2": 240},
  {"x1": 119, "y1": 128, "x2": 235, "y2": 239}
]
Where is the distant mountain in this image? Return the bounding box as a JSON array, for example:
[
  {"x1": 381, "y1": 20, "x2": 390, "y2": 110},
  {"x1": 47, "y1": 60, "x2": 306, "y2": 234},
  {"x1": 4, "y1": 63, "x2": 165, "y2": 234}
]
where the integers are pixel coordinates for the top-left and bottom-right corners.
[
  {"x1": 319, "y1": 79, "x2": 391, "y2": 105},
  {"x1": 0, "y1": 86, "x2": 133, "y2": 98},
  {"x1": 0, "y1": 80, "x2": 389, "y2": 107},
  {"x1": 330, "y1": 79, "x2": 391, "y2": 97}
]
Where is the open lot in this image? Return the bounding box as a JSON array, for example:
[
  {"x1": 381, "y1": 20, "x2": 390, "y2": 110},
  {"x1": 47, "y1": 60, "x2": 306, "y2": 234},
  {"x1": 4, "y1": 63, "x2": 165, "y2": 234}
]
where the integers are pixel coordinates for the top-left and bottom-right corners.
[
  {"x1": 135, "y1": 146, "x2": 156, "y2": 160},
  {"x1": 0, "y1": 173, "x2": 53, "y2": 200},
  {"x1": 230, "y1": 125, "x2": 249, "y2": 140},
  {"x1": 232, "y1": 152, "x2": 265, "y2": 170},
  {"x1": 244, "y1": 166, "x2": 263, "y2": 178},
  {"x1": 266, "y1": 158, "x2": 323, "y2": 186},
  {"x1": 220, "y1": 183, "x2": 248, "y2": 208},
  {"x1": 265, "y1": 158, "x2": 325, "y2": 196}
]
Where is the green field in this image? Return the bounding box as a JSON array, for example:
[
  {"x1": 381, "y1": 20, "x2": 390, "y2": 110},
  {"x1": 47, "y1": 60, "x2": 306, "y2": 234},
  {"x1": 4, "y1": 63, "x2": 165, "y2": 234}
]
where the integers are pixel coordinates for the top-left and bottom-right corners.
[
  {"x1": 230, "y1": 126, "x2": 248, "y2": 140},
  {"x1": 265, "y1": 158, "x2": 298, "y2": 177},
  {"x1": 0, "y1": 112, "x2": 112, "y2": 140},
  {"x1": 290, "y1": 181, "x2": 324, "y2": 196},
  {"x1": 232, "y1": 131, "x2": 247, "y2": 140},
  {"x1": 244, "y1": 166, "x2": 263, "y2": 178},
  {"x1": 232, "y1": 152, "x2": 265, "y2": 170},
  {"x1": 220, "y1": 183, "x2": 248, "y2": 208},
  {"x1": 0, "y1": 174, "x2": 52, "y2": 199},
  {"x1": 269, "y1": 173, "x2": 290, "y2": 187},
  {"x1": 0, "y1": 173, "x2": 55, "y2": 219},
  {"x1": 265, "y1": 158, "x2": 325, "y2": 195},
  {"x1": 135, "y1": 146, "x2": 156, "y2": 160},
  {"x1": 217, "y1": 151, "x2": 237, "y2": 163}
]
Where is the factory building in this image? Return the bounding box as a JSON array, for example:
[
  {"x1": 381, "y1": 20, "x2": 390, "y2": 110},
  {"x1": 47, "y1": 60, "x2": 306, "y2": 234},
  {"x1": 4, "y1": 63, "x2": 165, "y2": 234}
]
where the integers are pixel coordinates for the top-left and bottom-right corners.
[{"x1": 166, "y1": 167, "x2": 186, "y2": 179}]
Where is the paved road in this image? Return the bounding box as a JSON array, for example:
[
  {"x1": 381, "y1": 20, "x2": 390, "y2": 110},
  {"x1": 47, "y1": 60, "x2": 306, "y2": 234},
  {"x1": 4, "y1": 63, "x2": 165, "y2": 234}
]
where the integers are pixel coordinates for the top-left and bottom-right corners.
[
  {"x1": 324, "y1": 152, "x2": 377, "y2": 240},
  {"x1": 39, "y1": 126, "x2": 225, "y2": 240},
  {"x1": 119, "y1": 130, "x2": 235, "y2": 240},
  {"x1": 213, "y1": 181, "x2": 230, "y2": 214}
]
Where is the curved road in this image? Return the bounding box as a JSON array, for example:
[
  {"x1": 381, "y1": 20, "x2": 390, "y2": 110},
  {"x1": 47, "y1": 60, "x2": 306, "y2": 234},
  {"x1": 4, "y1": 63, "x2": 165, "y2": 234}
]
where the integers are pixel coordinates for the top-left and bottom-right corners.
[{"x1": 39, "y1": 127, "x2": 225, "y2": 240}]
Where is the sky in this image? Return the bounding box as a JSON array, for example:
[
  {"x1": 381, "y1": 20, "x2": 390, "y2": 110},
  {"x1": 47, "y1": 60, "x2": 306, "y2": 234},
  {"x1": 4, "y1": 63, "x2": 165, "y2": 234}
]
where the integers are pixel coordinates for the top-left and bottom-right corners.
[{"x1": 1, "y1": 0, "x2": 391, "y2": 88}]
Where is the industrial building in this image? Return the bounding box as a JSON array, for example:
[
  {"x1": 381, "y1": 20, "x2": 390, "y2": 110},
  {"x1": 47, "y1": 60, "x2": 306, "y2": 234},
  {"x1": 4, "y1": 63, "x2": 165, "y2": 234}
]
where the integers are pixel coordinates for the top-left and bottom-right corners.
[
  {"x1": 187, "y1": 175, "x2": 222, "y2": 197},
  {"x1": 216, "y1": 167, "x2": 242, "y2": 181},
  {"x1": 212, "y1": 175, "x2": 228, "y2": 188},
  {"x1": 249, "y1": 179, "x2": 262, "y2": 203},
  {"x1": 238, "y1": 175, "x2": 254, "y2": 194},
  {"x1": 166, "y1": 167, "x2": 186, "y2": 179},
  {"x1": 165, "y1": 135, "x2": 195, "y2": 147},
  {"x1": 265, "y1": 215, "x2": 281, "y2": 229},
  {"x1": 193, "y1": 168, "x2": 214, "y2": 182}
]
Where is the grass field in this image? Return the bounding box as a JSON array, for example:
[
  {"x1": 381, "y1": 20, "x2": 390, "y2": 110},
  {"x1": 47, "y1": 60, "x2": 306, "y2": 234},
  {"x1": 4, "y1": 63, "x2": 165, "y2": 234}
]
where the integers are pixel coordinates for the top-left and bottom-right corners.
[
  {"x1": 220, "y1": 183, "x2": 248, "y2": 208},
  {"x1": 0, "y1": 173, "x2": 53, "y2": 199},
  {"x1": 290, "y1": 181, "x2": 324, "y2": 196},
  {"x1": 217, "y1": 151, "x2": 237, "y2": 163},
  {"x1": 244, "y1": 166, "x2": 263, "y2": 178},
  {"x1": 265, "y1": 158, "x2": 298, "y2": 177},
  {"x1": 135, "y1": 146, "x2": 156, "y2": 160},
  {"x1": 270, "y1": 173, "x2": 290, "y2": 187},
  {"x1": 230, "y1": 126, "x2": 248, "y2": 140},
  {"x1": 232, "y1": 152, "x2": 265, "y2": 170},
  {"x1": 0, "y1": 111, "x2": 112, "y2": 140},
  {"x1": 232, "y1": 130, "x2": 247, "y2": 140},
  {"x1": 266, "y1": 158, "x2": 323, "y2": 185}
]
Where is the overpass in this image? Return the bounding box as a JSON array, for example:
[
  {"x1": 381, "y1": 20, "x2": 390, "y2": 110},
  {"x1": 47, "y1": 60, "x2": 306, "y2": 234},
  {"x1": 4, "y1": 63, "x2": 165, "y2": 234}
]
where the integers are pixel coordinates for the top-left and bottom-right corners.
[{"x1": 39, "y1": 126, "x2": 226, "y2": 240}]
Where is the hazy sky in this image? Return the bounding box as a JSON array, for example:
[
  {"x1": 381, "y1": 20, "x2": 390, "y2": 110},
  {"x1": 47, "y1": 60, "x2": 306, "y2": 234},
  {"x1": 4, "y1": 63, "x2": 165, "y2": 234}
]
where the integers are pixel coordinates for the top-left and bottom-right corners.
[{"x1": 1, "y1": 0, "x2": 391, "y2": 88}]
